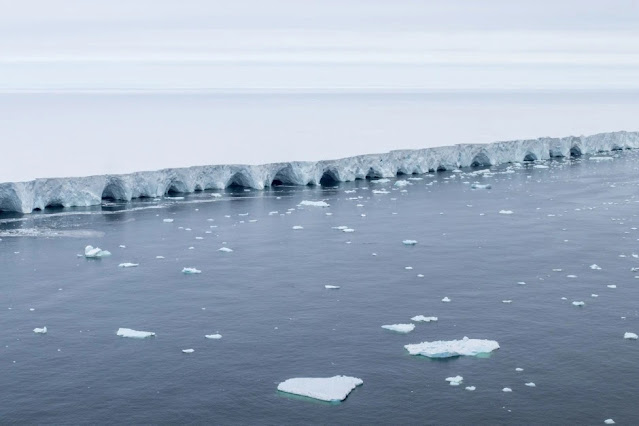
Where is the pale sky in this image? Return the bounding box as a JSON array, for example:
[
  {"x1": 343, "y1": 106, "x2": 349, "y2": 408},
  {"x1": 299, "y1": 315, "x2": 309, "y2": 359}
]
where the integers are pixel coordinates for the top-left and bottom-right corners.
[{"x1": 1, "y1": 1, "x2": 639, "y2": 183}]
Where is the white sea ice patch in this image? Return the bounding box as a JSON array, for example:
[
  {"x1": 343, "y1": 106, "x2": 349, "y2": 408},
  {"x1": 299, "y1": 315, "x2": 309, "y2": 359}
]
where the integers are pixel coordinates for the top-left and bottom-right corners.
[
  {"x1": 590, "y1": 156, "x2": 614, "y2": 161},
  {"x1": 465, "y1": 386, "x2": 476, "y2": 391},
  {"x1": 404, "y1": 336, "x2": 500, "y2": 358},
  {"x1": 503, "y1": 388, "x2": 513, "y2": 392},
  {"x1": 372, "y1": 190, "x2": 390, "y2": 194},
  {"x1": 411, "y1": 316, "x2": 438, "y2": 322},
  {"x1": 218, "y1": 247, "x2": 233, "y2": 253},
  {"x1": 382, "y1": 324, "x2": 415, "y2": 333},
  {"x1": 604, "y1": 419, "x2": 615, "y2": 424},
  {"x1": 607, "y1": 285, "x2": 617, "y2": 289},
  {"x1": 33, "y1": 327, "x2": 47, "y2": 334},
  {"x1": 299, "y1": 200, "x2": 330, "y2": 207},
  {"x1": 118, "y1": 263, "x2": 139, "y2": 268},
  {"x1": 499, "y1": 210, "x2": 514, "y2": 215},
  {"x1": 515, "y1": 368, "x2": 524, "y2": 372},
  {"x1": 182, "y1": 267, "x2": 201, "y2": 274},
  {"x1": 325, "y1": 285, "x2": 340, "y2": 289},
  {"x1": 624, "y1": 332, "x2": 638, "y2": 340},
  {"x1": 572, "y1": 301, "x2": 585, "y2": 306},
  {"x1": 182, "y1": 349, "x2": 195, "y2": 354},
  {"x1": 292, "y1": 226, "x2": 304, "y2": 230},
  {"x1": 402, "y1": 240, "x2": 418, "y2": 245},
  {"x1": 84, "y1": 245, "x2": 111, "y2": 258},
  {"x1": 277, "y1": 376, "x2": 363, "y2": 402},
  {"x1": 117, "y1": 328, "x2": 155, "y2": 338},
  {"x1": 590, "y1": 264, "x2": 602, "y2": 270},
  {"x1": 342, "y1": 228, "x2": 355, "y2": 233},
  {"x1": 442, "y1": 297, "x2": 451, "y2": 303},
  {"x1": 471, "y1": 183, "x2": 491, "y2": 190},
  {"x1": 163, "y1": 218, "x2": 174, "y2": 223},
  {"x1": 370, "y1": 179, "x2": 390, "y2": 184},
  {"x1": 394, "y1": 180, "x2": 410, "y2": 187},
  {"x1": 525, "y1": 382, "x2": 536, "y2": 387},
  {"x1": 205, "y1": 334, "x2": 222, "y2": 339},
  {"x1": 446, "y1": 376, "x2": 463, "y2": 386}
]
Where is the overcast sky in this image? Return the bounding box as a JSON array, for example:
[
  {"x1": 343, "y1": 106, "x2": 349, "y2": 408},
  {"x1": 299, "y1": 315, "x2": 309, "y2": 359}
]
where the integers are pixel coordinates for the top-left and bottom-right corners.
[
  {"x1": 2, "y1": 0, "x2": 639, "y2": 91},
  {"x1": 1, "y1": 1, "x2": 639, "y2": 183}
]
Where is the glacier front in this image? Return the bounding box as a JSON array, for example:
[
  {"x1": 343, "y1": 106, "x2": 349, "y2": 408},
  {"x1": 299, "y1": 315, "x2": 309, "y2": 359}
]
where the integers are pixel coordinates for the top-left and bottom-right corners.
[{"x1": 0, "y1": 131, "x2": 637, "y2": 214}]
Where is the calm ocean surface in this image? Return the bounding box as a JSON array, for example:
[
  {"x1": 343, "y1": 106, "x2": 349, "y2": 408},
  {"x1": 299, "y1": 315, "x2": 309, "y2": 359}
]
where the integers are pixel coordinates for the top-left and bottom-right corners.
[{"x1": 1, "y1": 152, "x2": 639, "y2": 424}]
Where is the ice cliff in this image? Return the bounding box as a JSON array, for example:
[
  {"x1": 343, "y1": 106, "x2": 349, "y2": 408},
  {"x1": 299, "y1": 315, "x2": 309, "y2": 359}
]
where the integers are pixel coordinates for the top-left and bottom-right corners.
[{"x1": 1, "y1": 131, "x2": 637, "y2": 214}]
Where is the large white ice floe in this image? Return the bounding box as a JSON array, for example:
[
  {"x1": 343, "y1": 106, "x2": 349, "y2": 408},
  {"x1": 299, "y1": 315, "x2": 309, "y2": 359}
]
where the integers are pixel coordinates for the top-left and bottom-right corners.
[
  {"x1": 84, "y1": 245, "x2": 111, "y2": 258},
  {"x1": 33, "y1": 326, "x2": 47, "y2": 334},
  {"x1": 298, "y1": 200, "x2": 330, "y2": 207},
  {"x1": 2, "y1": 131, "x2": 635, "y2": 214},
  {"x1": 182, "y1": 267, "x2": 201, "y2": 274},
  {"x1": 624, "y1": 332, "x2": 638, "y2": 340},
  {"x1": 277, "y1": 376, "x2": 363, "y2": 402},
  {"x1": 116, "y1": 328, "x2": 155, "y2": 338},
  {"x1": 411, "y1": 315, "x2": 438, "y2": 322},
  {"x1": 404, "y1": 336, "x2": 500, "y2": 358},
  {"x1": 381, "y1": 324, "x2": 415, "y2": 333},
  {"x1": 118, "y1": 262, "x2": 139, "y2": 268}
]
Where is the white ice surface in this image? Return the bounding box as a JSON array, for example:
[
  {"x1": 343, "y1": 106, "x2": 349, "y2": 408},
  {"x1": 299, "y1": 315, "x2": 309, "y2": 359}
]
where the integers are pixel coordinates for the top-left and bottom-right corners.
[
  {"x1": 277, "y1": 375, "x2": 363, "y2": 402},
  {"x1": 33, "y1": 326, "x2": 47, "y2": 334},
  {"x1": 182, "y1": 267, "x2": 201, "y2": 274},
  {"x1": 3, "y1": 131, "x2": 635, "y2": 214},
  {"x1": 84, "y1": 245, "x2": 111, "y2": 258},
  {"x1": 205, "y1": 334, "x2": 222, "y2": 339},
  {"x1": 299, "y1": 200, "x2": 330, "y2": 207},
  {"x1": 381, "y1": 324, "x2": 415, "y2": 333},
  {"x1": 411, "y1": 315, "x2": 438, "y2": 322},
  {"x1": 624, "y1": 332, "x2": 638, "y2": 340},
  {"x1": 405, "y1": 336, "x2": 500, "y2": 358},
  {"x1": 118, "y1": 263, "x2": 139, "y2": 268},
  {"x1": 116, "y1": 328, "x2": 155, "y2": 338}
]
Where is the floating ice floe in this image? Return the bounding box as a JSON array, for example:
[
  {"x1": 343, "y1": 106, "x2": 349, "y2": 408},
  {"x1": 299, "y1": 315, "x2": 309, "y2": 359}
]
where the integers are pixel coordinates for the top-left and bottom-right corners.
[
  {"x1": 84, "y1": 245, "x2": 111, "y2": 258},
  {"x1": 292, "y1": 226, "x2": 304, "y2": 230},
  {"x1": 604, "y1": 419, "x2": 615, "y2": 424},
  {"x1": 471, "y1": 183, "x2": 491, "y2": 190},
  {"x1": 515, "y1": 368, "x2": 524, "y2": 372},
  {"x1": 372, "y1": 190, "x2": 390, "y2": 194},
  {"x1": 218, "y1": 247, "x2": 233, "y2": 253},
  {"x1": 163, "y1": 218, "x2": 174, "y2": 223},
  {"x1": 182, "y1": 349, "x2": 195, "y2": 354},
  {"x1": 118, "y1": 263, "x2": 139, "y2": 268},
  {"x1": 205, "y1": 334, "x2": 222, "y2": 339},
  {"x1": 446, "y1": 376, "x2": 463, "y2": 386},
  {"x1": 442, "y1": 297, "x2": 451, "y2": 303},
  {"x1": 394, "y1": 180, "x2": 410, "y2": 187},
  {"x1": 402, "y1": 240, "x2": 418, "y2": 245},
  {"x1": 404, "y1": 336, "x2": 500, "y2": 358},
  {"x1": 624, "y1": 332, "x2": 638, "y2": 340},
  {"x1": 33, "y1": 327, "x2": 47, "y2": 334},
  {"x1": 465, "y1": 386, "x2": 476, "y2": 391},
  {"x1": 182, "y1": 267, "x2": 201, "y2": 274},
  {"x1": 590, "y1": 264, "x2": 602, "y2": 270},
  {"x1": 277, "y1": 376, "x2": 363, "y2": 402},
  {"x1": 381, "y1": 324, "x2": 415, "y2": 333},
  {"x1": 607, "y1": 285, "x2": 617, "y2": 289},
  {"x1": 503, "y1": 388, "x2": 512, "y2": 392},
  {"x1": 590, "y1": 156, "x2": 614, "y2": 161},
  {"x1": 299, "y1": 200, "x2": 330, "y2": 207},
  {"x1": 116, "y1": 328, "x2": 155, "y2": 338},
  {"x1": 502, "y1": 300, "x2": 513, "y2": 304},
  {"x1": 370, "y1": 179, "x2": 390, "y2": 184},
  {"x1": 325, "y1": 285, "x2": 340, "y2": 289},
  {"x1": 499, "y1": 210, "x2": 514, "y2": 215},
  {"x1": 572, "y1": 301, "x2": 585, "y2": 306},
  {"x1": 525, "y1": 382, "x2": 536, "y2": 387},
  {"x1": 411, "y1": 315, "x2": 438, "y2": 322}
]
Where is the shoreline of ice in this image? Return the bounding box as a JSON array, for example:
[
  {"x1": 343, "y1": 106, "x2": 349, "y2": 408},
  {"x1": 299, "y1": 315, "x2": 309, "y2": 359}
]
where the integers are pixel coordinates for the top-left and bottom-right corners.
[{"x1": 1, "y1": 131, "x2": 637, "y2": 214}]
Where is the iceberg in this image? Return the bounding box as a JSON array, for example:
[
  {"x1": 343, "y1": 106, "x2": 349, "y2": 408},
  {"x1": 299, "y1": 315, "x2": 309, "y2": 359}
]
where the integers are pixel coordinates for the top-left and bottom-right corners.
[
  {"x1": 404, "y1": 336, "x2": 500, "y2": 358},
  {"x1": 84, "y1": 245, "x2": 111, "y2": 258},
  {"x1": 1, "y1": 131, "x2": 637, "y2": 214},
  {"x1": 116, "y1": 328, "x2": 155, "y2": 338},
  {"x1": 277, "y1": 376, "x2": 363, "y2": 402},
  {"x1": 381, "y1": 324, "x2": 415, "y2": 333},
  {"x1": 624, "y1": 332, "x2": 638, "y2": 340}
]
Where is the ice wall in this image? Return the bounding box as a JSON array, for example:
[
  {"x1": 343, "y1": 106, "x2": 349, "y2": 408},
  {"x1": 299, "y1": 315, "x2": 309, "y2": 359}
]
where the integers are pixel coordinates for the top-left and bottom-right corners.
[{"x1": 1, "y1": 131, "x2": 637, "y2": 214}]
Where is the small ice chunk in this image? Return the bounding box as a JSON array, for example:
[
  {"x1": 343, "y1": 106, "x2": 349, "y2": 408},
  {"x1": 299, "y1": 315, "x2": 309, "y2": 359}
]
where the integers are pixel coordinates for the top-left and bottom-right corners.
[
  {"x1": 325, "y1": 285, "x2": 340, "y2": 289},
  {"x1": 292, "y1": 226, "x2": 304, "y2": 230},
  {"x1": 502, "y1": 388, "x2": 512, "y2": 392},
  {"x1": 84, "y1": 245, "x2": 111, "y2": 258},
  {"x1": 624, "y1": 332, "x2": 638, "y2": 340},
  {"x1": 402, "y1": 240, "x2": 418, "y2": 245},
  {"x1": 277, "y1": 376, "x2": 363, "y2": 402},
  {"x1": 182, "y1": 349, "x2": 195, "y2": 354},
  {"x1": 442, "y1": 297, "x2": 451, "y2": 302},
  {"x1": 607, "y1": 285, "x2": 617, "y2": 289},
  {"x1": 471, "y1": 183, "x2": 491, "y2": 190},
  {"x1": 182, "y1": 267, "x2": 201, "y2": 274},
  {"x1": 525, "y1": 382, "x2": 536, "y2": 387},
  {"x1": 118, "y1": 263, "x2": 139, "y2": 268},
  {"x1": 590, "y1": 264, "x2": 602, "y2": 270},
  {"x1": 502, "y1": 300, "x2": 513, "y2": 304},
  {"x1": 465, "y1": 386, "x2": 476, "y2": 391},
  {"x1": 404, "y1": 336, "x2": 500, "y2": 358},
  {"x1": 163, "y1": 218, "x2": 174, "y2": 223},
  {"x1": 515, "y1": 368, "x2": 524, "y2": 372},
  {"x1": 572, "y1": 301, "x2": 585, "y2": 306},
  {"x1": 299, "y1": 200, "x2": 330, "y2": 207},
  {"x1": 381, "y1": 324, "x2": 415, "y2": 333},
  {"x1": 33, "y1": 327, "x2": 47, "y2": 334},
  {"x1": 119, "y1": 245, "x2": 126, "y2": 248},
  {"x1": 370, "y1": 179, "x2": 390, "y2": 184},
  {"x1": 117, "y1": 328, "x2": 155, "y2": 338},
  {"x1": 446, "y1": 376, "x2": 463, "y2": 386},
  {"x1": 218, "y1": 247, "x2": 233, "y2": 253},
  {"x1": 411, "y1": 315, "x2": 438, "y2": 322},
  {"x1": 156, "y1": 256, "x2": 165, "y2": 259},
  {"x1": 342, "y1": 228, "x2": 355, "y2": 233},
  {"x1": 372, "y1": 190, "x2": 390, "y2": 194},
  {"x1": 604, "y1": 419, "x2": 615, "y2": 424},
  {"x1": 405, "y1": 266, "x2": 413, "y2": 270},
  {"x1": 205, "y1": 334, "x2": 222, "y2": 339},
  {"x1": 499, "y1": 210, "x2": 514, "y2": 215}
]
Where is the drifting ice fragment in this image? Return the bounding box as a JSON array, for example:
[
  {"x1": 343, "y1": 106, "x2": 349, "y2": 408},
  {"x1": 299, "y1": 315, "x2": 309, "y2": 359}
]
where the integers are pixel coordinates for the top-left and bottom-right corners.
[
  {"x1": 446, "y1": 376, "x2": 463, "y2": 386},
  {"x1": 465, "y1": 386, "x2": 476, "y2": 391},
  {"x1": 342, "y1": 228, "x2": 355, "y2": 233},
  {"x1": 503, "y1": 388, "x2": 512, "y2": 392},
  {"x1": 624, "y1": 332, "x2": 638, "y2": 340},
  {"x1": 404, "y1": 336, "x2": 500, "y2": 358},
  {"x1": 370, "y1": 179, "x2": 390, "y2": 184},
  {"x1": 84, "y1": 245, "x2": 111, "y2": 258},
  {"x1": 292, "y1": 226, "x2": 304, "y2": 230},
  {"x1": 590, "y1": 264, "x2": 602, "y2": 270},
  {"x1": 218, "y1": 247, "x2": 233, "y2": 253},
  {"x1": 117, "y1": 328, "x2": 155, "y2": 338},
  {"x1": 402, "y1": 240, "x2": 418, "y2": 245},
  {"x1": 411, "y1": 316, "x2": 438, "y2": 322},
  {"x1": 118, "y1": 263, "x2": 139, "y2": 268},
  {"x1": 33, "y1": 327, "x2": 47, "y2": 334},
  {"x1": 381, "y1": 324, "x2": 415, "y2": 333},
  {"x1": 442, "y1": 297, "x2": 451, "y2": 302},
  {"x1": 182, "y1": 349, "x2": 195, "y2": 354},
  {"x1": 205, "y1": 334, "x2": 222, "y2": 339},
  {"x1": 182, "y1": 267, "x2": 201, "y2": 274},
  {"x1": 277, "y1": 376, "x2": 363, "y2": 402},
  {"x1": 325, "y1": 285, "x2": 340, "y2": 289},
  {"x1": 471, "y1": 183, "x2": 492, "y2": 190},
  {"x1": 299, "y1": 200, "x2": 330, "y2": 207},
  {"x1": 525, "y1": 382, "x2": 536, "y2": 387},
  {"x1": 607, "y1": 285, "x2": 617, "y2": 289},
  {"x1": 499, "y1": 210, "x2": 514, "y2": 215},
  {"x1": 163, "y1": 219, "x2": 174, "y2": 223},
  {"x1": 604, "y1": 419, "x2": 615, "y2": 424},
  {"x1": 515, "y1": 368, "x2": 524, "y2": 372},
  {"x1": 572, "y1": 301, "x2": 585, "y2": 306}
]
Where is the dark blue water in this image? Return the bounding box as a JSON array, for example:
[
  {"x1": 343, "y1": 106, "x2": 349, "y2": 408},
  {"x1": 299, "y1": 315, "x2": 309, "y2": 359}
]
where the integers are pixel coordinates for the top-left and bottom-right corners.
[{"x1": 1, "y1": 153, "x2": 639, "y2": 424}]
